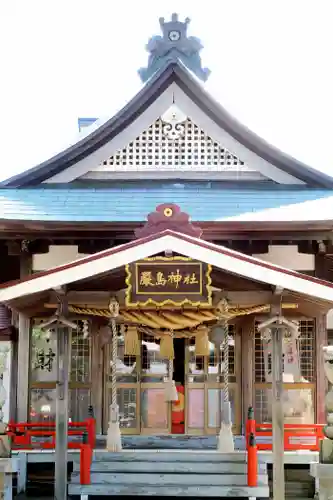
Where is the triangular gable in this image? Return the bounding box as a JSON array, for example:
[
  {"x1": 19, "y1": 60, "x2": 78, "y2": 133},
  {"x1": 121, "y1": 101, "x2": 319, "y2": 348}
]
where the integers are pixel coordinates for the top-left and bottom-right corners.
[
  {"x1": 76, "y1": 115, "x2": 269, "y2": 182},
  {"x1": 3, "y1": 63, "x2": 333, "y2": 188},
  {"x1": 1, "y1": 230, "x2": 333, "y2": 304}
]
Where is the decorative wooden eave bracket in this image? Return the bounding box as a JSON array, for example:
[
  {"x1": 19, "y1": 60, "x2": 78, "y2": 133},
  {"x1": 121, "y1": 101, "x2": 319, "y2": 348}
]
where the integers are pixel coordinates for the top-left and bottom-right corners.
[
  {"x1": 40, "y1": 288, "x2": 78, "y2": 331},
  {"x1": 134, "y1": 203, "x2": 203, "y2": 239},
  {"x1": 257, "y1": 314, "x2": 299, "y2": 334}
]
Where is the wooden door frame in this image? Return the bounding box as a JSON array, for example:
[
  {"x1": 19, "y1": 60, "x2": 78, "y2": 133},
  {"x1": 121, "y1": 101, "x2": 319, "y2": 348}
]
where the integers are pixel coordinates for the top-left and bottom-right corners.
[
  {"x1": 102, "y1": 340, "x2": 171, "y2": 435},
  {"x1": 184, "y1": 332, "x2": 241, "y2": 436}
]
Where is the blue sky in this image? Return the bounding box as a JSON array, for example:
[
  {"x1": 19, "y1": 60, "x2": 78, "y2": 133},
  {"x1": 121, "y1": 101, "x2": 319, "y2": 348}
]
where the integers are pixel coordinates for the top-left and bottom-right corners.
[{"x1": 1, "y1": 0, "x2": 333, "y2": 181}]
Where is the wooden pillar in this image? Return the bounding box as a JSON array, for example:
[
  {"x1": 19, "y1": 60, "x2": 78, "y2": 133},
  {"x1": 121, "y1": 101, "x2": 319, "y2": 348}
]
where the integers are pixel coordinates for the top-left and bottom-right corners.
[
  {"x1": 17, "y1": 315, "x2": 30, "y2": 422},
  {"x1": 241, "y1": 317, "x2": 254, "y2": 432},
  {"x1": 91, "y1": 321, "x2": 103, "y2": 434},
  {"x1": 272, "y1": 326, "x2": 285, "y2": 500},
  {"x1": 16, "y1": 254, "x2": 32, "y2": 422},
  {"x1": 316, "y1": 313, "x2": 327, "y2": 424},
  {"x1": 315, "y1": 252, "x2": 330, "y2": 423},
  {"x1": 55, "y1": 325, "x2": 71, "y2": 500},
  {"x1": 9, "y1": 339, "x2": 18, "y2": 422}
]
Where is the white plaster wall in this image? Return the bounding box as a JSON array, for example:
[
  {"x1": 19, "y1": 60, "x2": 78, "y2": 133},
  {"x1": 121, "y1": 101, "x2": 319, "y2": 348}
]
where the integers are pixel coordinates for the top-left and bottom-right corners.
[
  {"x1": 253, "y1": 245, "x2": 315, "y2": 271},
  {"x1": 33, "y1": 245, "x2": 88, "y2": 271}
]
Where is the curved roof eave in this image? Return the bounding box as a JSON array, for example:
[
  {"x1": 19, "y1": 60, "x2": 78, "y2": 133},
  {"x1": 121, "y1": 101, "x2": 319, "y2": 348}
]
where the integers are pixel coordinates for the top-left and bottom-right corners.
[
  {"x1": 175, "y1": 67, "x2": 333, "y2": 188},
  {"x1": 2, "y1": 63, "x2": 176, "y2": 188},
  {"x1": 3, "y1": 61, "x2": 333, "y2": 188}
]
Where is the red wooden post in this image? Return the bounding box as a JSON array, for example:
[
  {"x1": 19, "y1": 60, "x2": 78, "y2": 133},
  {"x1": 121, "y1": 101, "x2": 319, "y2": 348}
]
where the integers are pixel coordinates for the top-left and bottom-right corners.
[
  {"x1": 87, "y1": 406, "x2": 96, "y2": 448},
  {"x1": 247, "y1": 432, "x2": 258, "y2": 487},
  {"x1": 80, "y1": 445, "x2": 92, "y2": 484},
  {"x1": 86, "y1": 417, "x2": 96, "y2": 449},
  {"x1": 80, "y1": 432, "x2": 92, "y2": 485},
  {"x1": 246, "y1": 406, "x2": 255, "y2": 451}
]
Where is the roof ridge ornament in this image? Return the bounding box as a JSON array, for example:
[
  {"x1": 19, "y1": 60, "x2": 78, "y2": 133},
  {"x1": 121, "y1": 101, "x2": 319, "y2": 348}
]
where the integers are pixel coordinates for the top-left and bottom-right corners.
[
  {"x1": 138, "y1": 13, "x2": 211, "y2": 83},
  {"x1": 134, "y1": 204, "x2": 203, "y2": 239}
]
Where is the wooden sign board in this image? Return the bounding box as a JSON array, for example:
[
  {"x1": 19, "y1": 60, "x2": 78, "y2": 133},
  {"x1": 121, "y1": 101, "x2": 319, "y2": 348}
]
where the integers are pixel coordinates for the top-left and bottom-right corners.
[{"x1": 125, "y1": 256, "x2": 212, "y2": 307}]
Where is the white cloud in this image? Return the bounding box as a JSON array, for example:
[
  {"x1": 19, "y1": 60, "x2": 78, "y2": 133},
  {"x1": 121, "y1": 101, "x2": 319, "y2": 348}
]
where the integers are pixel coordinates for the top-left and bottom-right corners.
[{"x1": 0, "y1": 0, "x2": 332, "y2": 181}]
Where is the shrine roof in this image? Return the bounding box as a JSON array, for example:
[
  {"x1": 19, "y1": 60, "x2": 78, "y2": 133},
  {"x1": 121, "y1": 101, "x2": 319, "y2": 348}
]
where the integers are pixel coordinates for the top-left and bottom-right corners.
[
  {"x1": 2, "y1": 62, "x2": 333, "y2": 188},
  {"x1": 223, "y1": 192, "x2": 333, "y2": 222},
  {"x1": 1, "y1": 229, "x2": 333, "y2": 306},
  {"x1": 0, "y1": 183, "x2": 331, "y2": 222}
]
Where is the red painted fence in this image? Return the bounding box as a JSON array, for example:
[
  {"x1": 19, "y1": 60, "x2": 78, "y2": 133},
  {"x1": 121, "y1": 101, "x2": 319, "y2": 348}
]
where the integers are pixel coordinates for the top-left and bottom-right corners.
[
  {"x1": 253, "y1": 423, "x2": 324, "y2": 451},
  {"x1": 7, "y1": 417, "x2": 96, "y2": 450},
  {"x1": 7, "y1": 412, "x2": 323, "y2": 489},
  {"x1": 246, "y1": 409, "x2": 324, "y2": 452},
  {"x1": 7, "y1": 418, "x2": 95, "y2": 485},
  {"x1": 246, "y1": 407, "x2": 324, "y2": 487}
]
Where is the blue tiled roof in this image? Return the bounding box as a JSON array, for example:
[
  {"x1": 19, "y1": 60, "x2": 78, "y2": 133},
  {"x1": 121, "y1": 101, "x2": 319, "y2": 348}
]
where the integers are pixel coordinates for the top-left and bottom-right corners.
[{"x1": 0, "y1": 184, "x2": 332, "y2": 222}]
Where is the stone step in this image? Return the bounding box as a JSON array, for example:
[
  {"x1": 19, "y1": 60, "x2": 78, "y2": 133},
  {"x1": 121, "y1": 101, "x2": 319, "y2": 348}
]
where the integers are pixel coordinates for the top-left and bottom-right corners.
[
  {"x1": 68, "y1": 483, "x2": 270, "y2": 497},
  {"x1": 268, "y1": 479, "x2": 314, "y2": 498},
  {"x1": 70, "y1": 448, "x2": 270, "y2": 497},
  {"x1": 284, "y1": 480, "x2": 314, "y2": 497},
  {"x1": 73, "y1": 460, "x2": 267, "y2": 474},
  {"x1": 285, "y1": 468, "x2": 313, "y2": 481},
  {"x1": 101, "y1": 435, "x2": 247, "y2": 450},
  {"x1": 92, "y1": 450, "x2": 249, "y2": 462},
  {"x1": 71, "y1": 471, "x2": 269, "y2": 486}
]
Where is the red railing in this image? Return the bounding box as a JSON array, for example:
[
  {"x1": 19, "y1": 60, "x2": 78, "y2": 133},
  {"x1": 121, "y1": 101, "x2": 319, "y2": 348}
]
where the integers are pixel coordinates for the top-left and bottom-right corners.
[
  {"x1": 245, "y1": 408, "x2": 324, "y2": 452},
  {"x1": 246, "y1": 406, "x2": 324, "y2": 487},
  {"x1": 7, "y1": 417, "x2": 96, "y2": 450},
  {"x1": 255, "y1": 423, "x2": 324, "y2": 451}
]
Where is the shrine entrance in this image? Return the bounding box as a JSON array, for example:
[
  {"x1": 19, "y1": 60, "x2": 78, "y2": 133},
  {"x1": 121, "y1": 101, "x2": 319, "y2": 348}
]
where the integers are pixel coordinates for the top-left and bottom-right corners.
[
  {"x1": 102, "y1": 328, "x2": 241, "y2": 436},
  {"x1": 4, "y1": 205, "x2": 333, "y2": 500}
]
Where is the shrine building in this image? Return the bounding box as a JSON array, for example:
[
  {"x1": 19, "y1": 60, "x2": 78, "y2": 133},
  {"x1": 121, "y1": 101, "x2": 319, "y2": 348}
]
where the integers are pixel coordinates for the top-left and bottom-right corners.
[{"x1": 1, "y1": 13, "x2": 333, "y2": 447}]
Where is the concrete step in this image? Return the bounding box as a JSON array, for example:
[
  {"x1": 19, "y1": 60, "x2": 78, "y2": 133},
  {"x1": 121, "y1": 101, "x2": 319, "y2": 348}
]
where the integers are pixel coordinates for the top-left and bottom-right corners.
[
  {"x1": 92, "y1": 450, "x2": 249, "y2": 462},
  {"x1": 73, "y1": 459, "x2": 267, "y2": 474},
  {"x1": 68, "y1": 483, "x2": 270, "y2": 497},
  {"x1": 71, "y1": 471, "x2": 269, "y2": 486}
]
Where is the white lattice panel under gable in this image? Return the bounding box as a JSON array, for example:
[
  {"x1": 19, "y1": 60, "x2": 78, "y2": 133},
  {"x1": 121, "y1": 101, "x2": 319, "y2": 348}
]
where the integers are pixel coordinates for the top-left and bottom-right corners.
[{"x1": 98, "y1": 117, "x2": 257, "y2": 173}]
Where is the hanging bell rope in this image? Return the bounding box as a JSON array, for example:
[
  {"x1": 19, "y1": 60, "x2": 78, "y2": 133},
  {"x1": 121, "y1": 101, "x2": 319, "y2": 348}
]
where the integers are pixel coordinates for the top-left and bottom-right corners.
[
  {"x1": 215, "y1": 298, "x2": 231, "y2": 404},
  {"x1": 223, "y1": 320, "x2": 230, "y2": 404},
  {"x1": 106, "y1": 297, "x2": 122, "y2": 452},
  {"x1": 216, "y1": 298, "x2": 234, "y2": 452}
]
